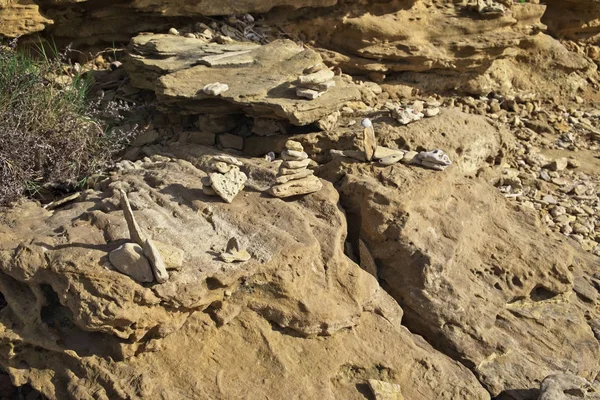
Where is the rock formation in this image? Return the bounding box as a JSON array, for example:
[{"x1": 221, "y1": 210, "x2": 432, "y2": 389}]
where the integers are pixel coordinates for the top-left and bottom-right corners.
[{"x1": 0, "y1": 145, "x2": 489, "y2": 399}]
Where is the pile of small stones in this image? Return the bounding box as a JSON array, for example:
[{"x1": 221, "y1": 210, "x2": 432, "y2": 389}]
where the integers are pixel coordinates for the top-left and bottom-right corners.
[
  {"x1": 202, "y1": 156, "x2": 248, "y2": 203},
  {"x1": 269, "y1": 140, "x2": 323, "y2": 198},
  {"x1": 295, "y1": 64, "x2": 336, "y2": 100},
  {"x1": 388, "y1": 99, "x2": 441, "y2": 125}
]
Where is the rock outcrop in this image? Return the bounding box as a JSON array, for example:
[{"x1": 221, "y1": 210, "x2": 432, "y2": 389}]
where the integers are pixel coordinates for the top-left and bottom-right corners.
[
  {"x1": 319, "y1": 110, "x2": 600, "y2": 399},
  {"x1": 124, "y1": 34, "x2": 361, "y2": 126},
  {"x1": 0, "y1": 144, "x2": 488, "y2": 399}
]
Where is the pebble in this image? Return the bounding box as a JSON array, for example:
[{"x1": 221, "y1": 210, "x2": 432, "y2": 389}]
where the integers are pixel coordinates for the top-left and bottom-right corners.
[
  {"x1": 168, "y1": 27, "x2": 180, "y2": 36},
  {"x1": 203, "y1": 82, "x2": 229, "y2": 96},
  {"x1": 269, "y1": 175, "x2": 323, "y2": 198},
  {"x1": 296, "y1": 88, "x2": 323, "y2": 100}
]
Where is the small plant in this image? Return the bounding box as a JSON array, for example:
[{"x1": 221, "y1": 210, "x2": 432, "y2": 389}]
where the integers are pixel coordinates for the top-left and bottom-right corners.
[{"x1": 0, "y1": 39, "x2": 138, "y2": 206}]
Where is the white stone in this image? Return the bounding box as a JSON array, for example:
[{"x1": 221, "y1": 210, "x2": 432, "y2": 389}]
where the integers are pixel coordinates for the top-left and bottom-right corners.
[
  {"x1": 296, "y1": 88, "x2": 323, "y2": 100},
  {"x1": 203, "y1": 82, "x2": 229, "y2": 96},
  {"x1": 298, "y1": 68, "x2": 335, "y2": 85}
]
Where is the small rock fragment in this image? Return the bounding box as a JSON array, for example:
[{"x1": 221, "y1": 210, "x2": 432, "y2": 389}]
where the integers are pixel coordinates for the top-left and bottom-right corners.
[
  {"x1": 203, "y1": 82, "x2": 229, "y2": 96},
  {"x1": 296, "y1": 88, "x2": 323, "y2": 100},
  {"x1": 298, "y1": 69, "x2": 335, "y2": 85},
  {"x1": 362, "y1": 118, "x2": 377, "y2": 161},
  {"x1": 168, "y1": 27, "x2": 179, "y2": 36},
  {"x1": 220, "y1": 237, "x2": 251, "y2": 263},
  {"x1": 545, "y1": 157, "x2": 569, "y2": 172},
  {"x1": 143, "y1": 239, "x2": 169, "y2": 284},
  {"x1": 285, "y1": 140, "x2": 304, "y2": 152},
  {"x1": 281, "y1": 150, "x2": 308, "y2": 161},
  {"x1": 368, "y1": 379, "x2": 404, "y2": 400},
  {"x1": 378, "y1": 154, "x2": 404, "y2": 166},
  {"x1": 119, "y1": 189, "x2": 146, "y2": 247}
]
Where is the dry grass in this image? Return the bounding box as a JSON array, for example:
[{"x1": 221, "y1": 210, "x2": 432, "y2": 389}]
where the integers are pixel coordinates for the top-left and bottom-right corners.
[{"x1": 0, "y1": 41, "x2": 135, "y2": 206}]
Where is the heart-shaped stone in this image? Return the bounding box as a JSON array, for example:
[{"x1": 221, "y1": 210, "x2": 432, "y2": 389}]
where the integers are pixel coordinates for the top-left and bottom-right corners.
[{"x1": 209, "y1": 167, "x2": 248, "y2": 203}]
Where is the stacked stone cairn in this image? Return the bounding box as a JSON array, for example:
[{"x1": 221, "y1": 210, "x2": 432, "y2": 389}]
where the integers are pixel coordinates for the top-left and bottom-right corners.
[
  {"x1": 202, "y1": 156, "x2": 248, "y2": 203},
  {"x1": 269, "y1": 140, "x2": 323, "y2": 198},
  {"x1": 295, "y1": 64, "x2": 336, "y2": 100}
]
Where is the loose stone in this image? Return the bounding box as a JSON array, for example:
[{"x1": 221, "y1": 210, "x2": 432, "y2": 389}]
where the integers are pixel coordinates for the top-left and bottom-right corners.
[
  {"x1": 203, "y1": 82, "x2": 229, "y2": 96},
  {"x1": 281, "y1": 150, "x2": 309, "y2": 161},
  {"x1": 362, "y1": 118, "x2": 377, "y2": 161},
  {"x1": 109, "y1": 243, "x2": 154, "y2": 283},
  {"x1": 285, "y1": 140, "x2": 304, "y2": 152},
  {"x1": 143, "y1": 239, "x2": 169, "y2": 283},
  {"x1": 119, "y1": 189, "x2": 146, "y2": 247},
  {"x1": 209, "y1": 167, "x2": 248, "y2": 203},
  {"x1": 269, "y1": 176, "x2": 323, "y2": 198},
  {"x1": 296, "y1": 88, "x2": 323, "y2": 100},
  {"x1": 282, "y1": 159, "x2": 311, "y2": 169},
  {"x1": 275, "y1": 169, "x2": 314, "y2": 184}
]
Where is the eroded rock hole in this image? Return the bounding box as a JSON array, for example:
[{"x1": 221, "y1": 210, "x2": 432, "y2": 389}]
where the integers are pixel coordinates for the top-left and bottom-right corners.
[
  {"x1": 40, "y1": 284, "x2": 73, "y2": 329},
  {"x1": 529, "y1": 286, "x2": 559, "y2": 302},
  {"x1": 0, "y1": 291, "x2": 7, "y2": 311}
]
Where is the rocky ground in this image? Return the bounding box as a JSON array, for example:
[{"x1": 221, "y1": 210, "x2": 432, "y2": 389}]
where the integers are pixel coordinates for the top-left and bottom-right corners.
[{"x1": 1, "y1": 0, "x2": 600, "y2": 399}]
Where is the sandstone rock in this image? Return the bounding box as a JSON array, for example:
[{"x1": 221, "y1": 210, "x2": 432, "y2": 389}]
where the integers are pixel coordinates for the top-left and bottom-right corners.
[
  {"x1": 0, "y1": 148, "x2": 488, "y2": 399},
  {"x1": 209, "y1": 167, "x2": 248, "y2": 203},
  {"x1": 143, "y1": 239, "x2": 169, "y2": 284},
  {"x1": 275, "y1": 169, "x2": 314, "y2": 184},
  {"x1": 125, "y1": 37, "x2": 360, "y2": 126},
  {"x1": 285, "y1": 140, "x2": 304, "y2": 152},
  {"x1": 322, "y1": 154, "x2": 600, "y2": 398},
  {"x1": 119, "y1": 189, "x2": 146, "y2": 246},
  {"x1": 368, "y1": 380, "x2": 404, "y2": 400},
  {"x1": 269, "y1": 176, "x2": 323, "y2": 198},
  {"x1": 210, "y1": 161, "x2": 234, "y2": 174},
  {"x1": 401, "y1": 151, "x2": 419, "y2": 164},
  {"x1": 538, "y1": 374, "x2": 600, "y2": 400},
  {"x1": 296, "y1": 88, "x2": 323, "y2": 100},
  {"x1": 298, "y1": 80, "x2": 336, "y2": 92},
  {"x1": 213, "y1": 155, "x2": 243, "y2": 167},
  {"x1": 374, "y1": 147, "x2": 404, "y2": 159},
  {"x1": 281, "y1": 159, "x2": 311, "y2": 169},
  {"x1": 298, "y1": 68, "x2": 335, "y2": 85},
  {"x1": 108, "y1": 243, "x2": 154, "y2": 283},
  {"x1": 546, "y1": 157, "x2": 569, "y2": 172},
  {"x1": 281, "y1": 150, "x2": 308, "y2": 161},
  {"x1": 184, "y1": 131, "x2": 216, "y2": 146}
]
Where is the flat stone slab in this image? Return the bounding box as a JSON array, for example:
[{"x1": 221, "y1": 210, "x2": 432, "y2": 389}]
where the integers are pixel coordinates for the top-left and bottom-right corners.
[{"x1": 125, "y1": 36, "x2": 361, "y2": 125}]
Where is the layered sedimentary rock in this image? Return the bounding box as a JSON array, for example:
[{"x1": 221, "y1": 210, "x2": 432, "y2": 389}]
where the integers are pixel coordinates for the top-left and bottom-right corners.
[
  {"x1": 542, "y1": 0, "x2": 600, "y2": 40},
  {"x1": 0, "y1": 144, "x2": 488, "y2": 399},
  {"x1": 124, "y1": 35, "x2": 361, "y2": 125},
  {"x1": 274, "y1": 0, "x2": 595, "y2": 95},
  {"x1": 319, "y1": 111, "x2": 600, "y2": 399}
]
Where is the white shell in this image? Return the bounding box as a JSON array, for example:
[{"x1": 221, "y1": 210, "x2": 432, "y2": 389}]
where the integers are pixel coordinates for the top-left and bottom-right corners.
[{"x1": 361, "y1": 118, "x2": 373, "y2": 128}]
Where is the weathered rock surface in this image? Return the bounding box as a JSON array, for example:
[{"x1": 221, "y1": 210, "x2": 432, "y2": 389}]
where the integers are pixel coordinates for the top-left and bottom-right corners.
[
  {"x1": 538, "y1": 373, "x2": 600, "y2": 400},
  {"x1": 320, "y1": 120, "x2": 600, "y2": 398},
  {"x1": 275, "y1": 1, "x2": 595, "y2": 96},
  {"x1": 124, "y1": 35, "x2": 361, "y2": 126},
  {"x1": 0, "y1": 144, "x2": 488, "y2": 399}
]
